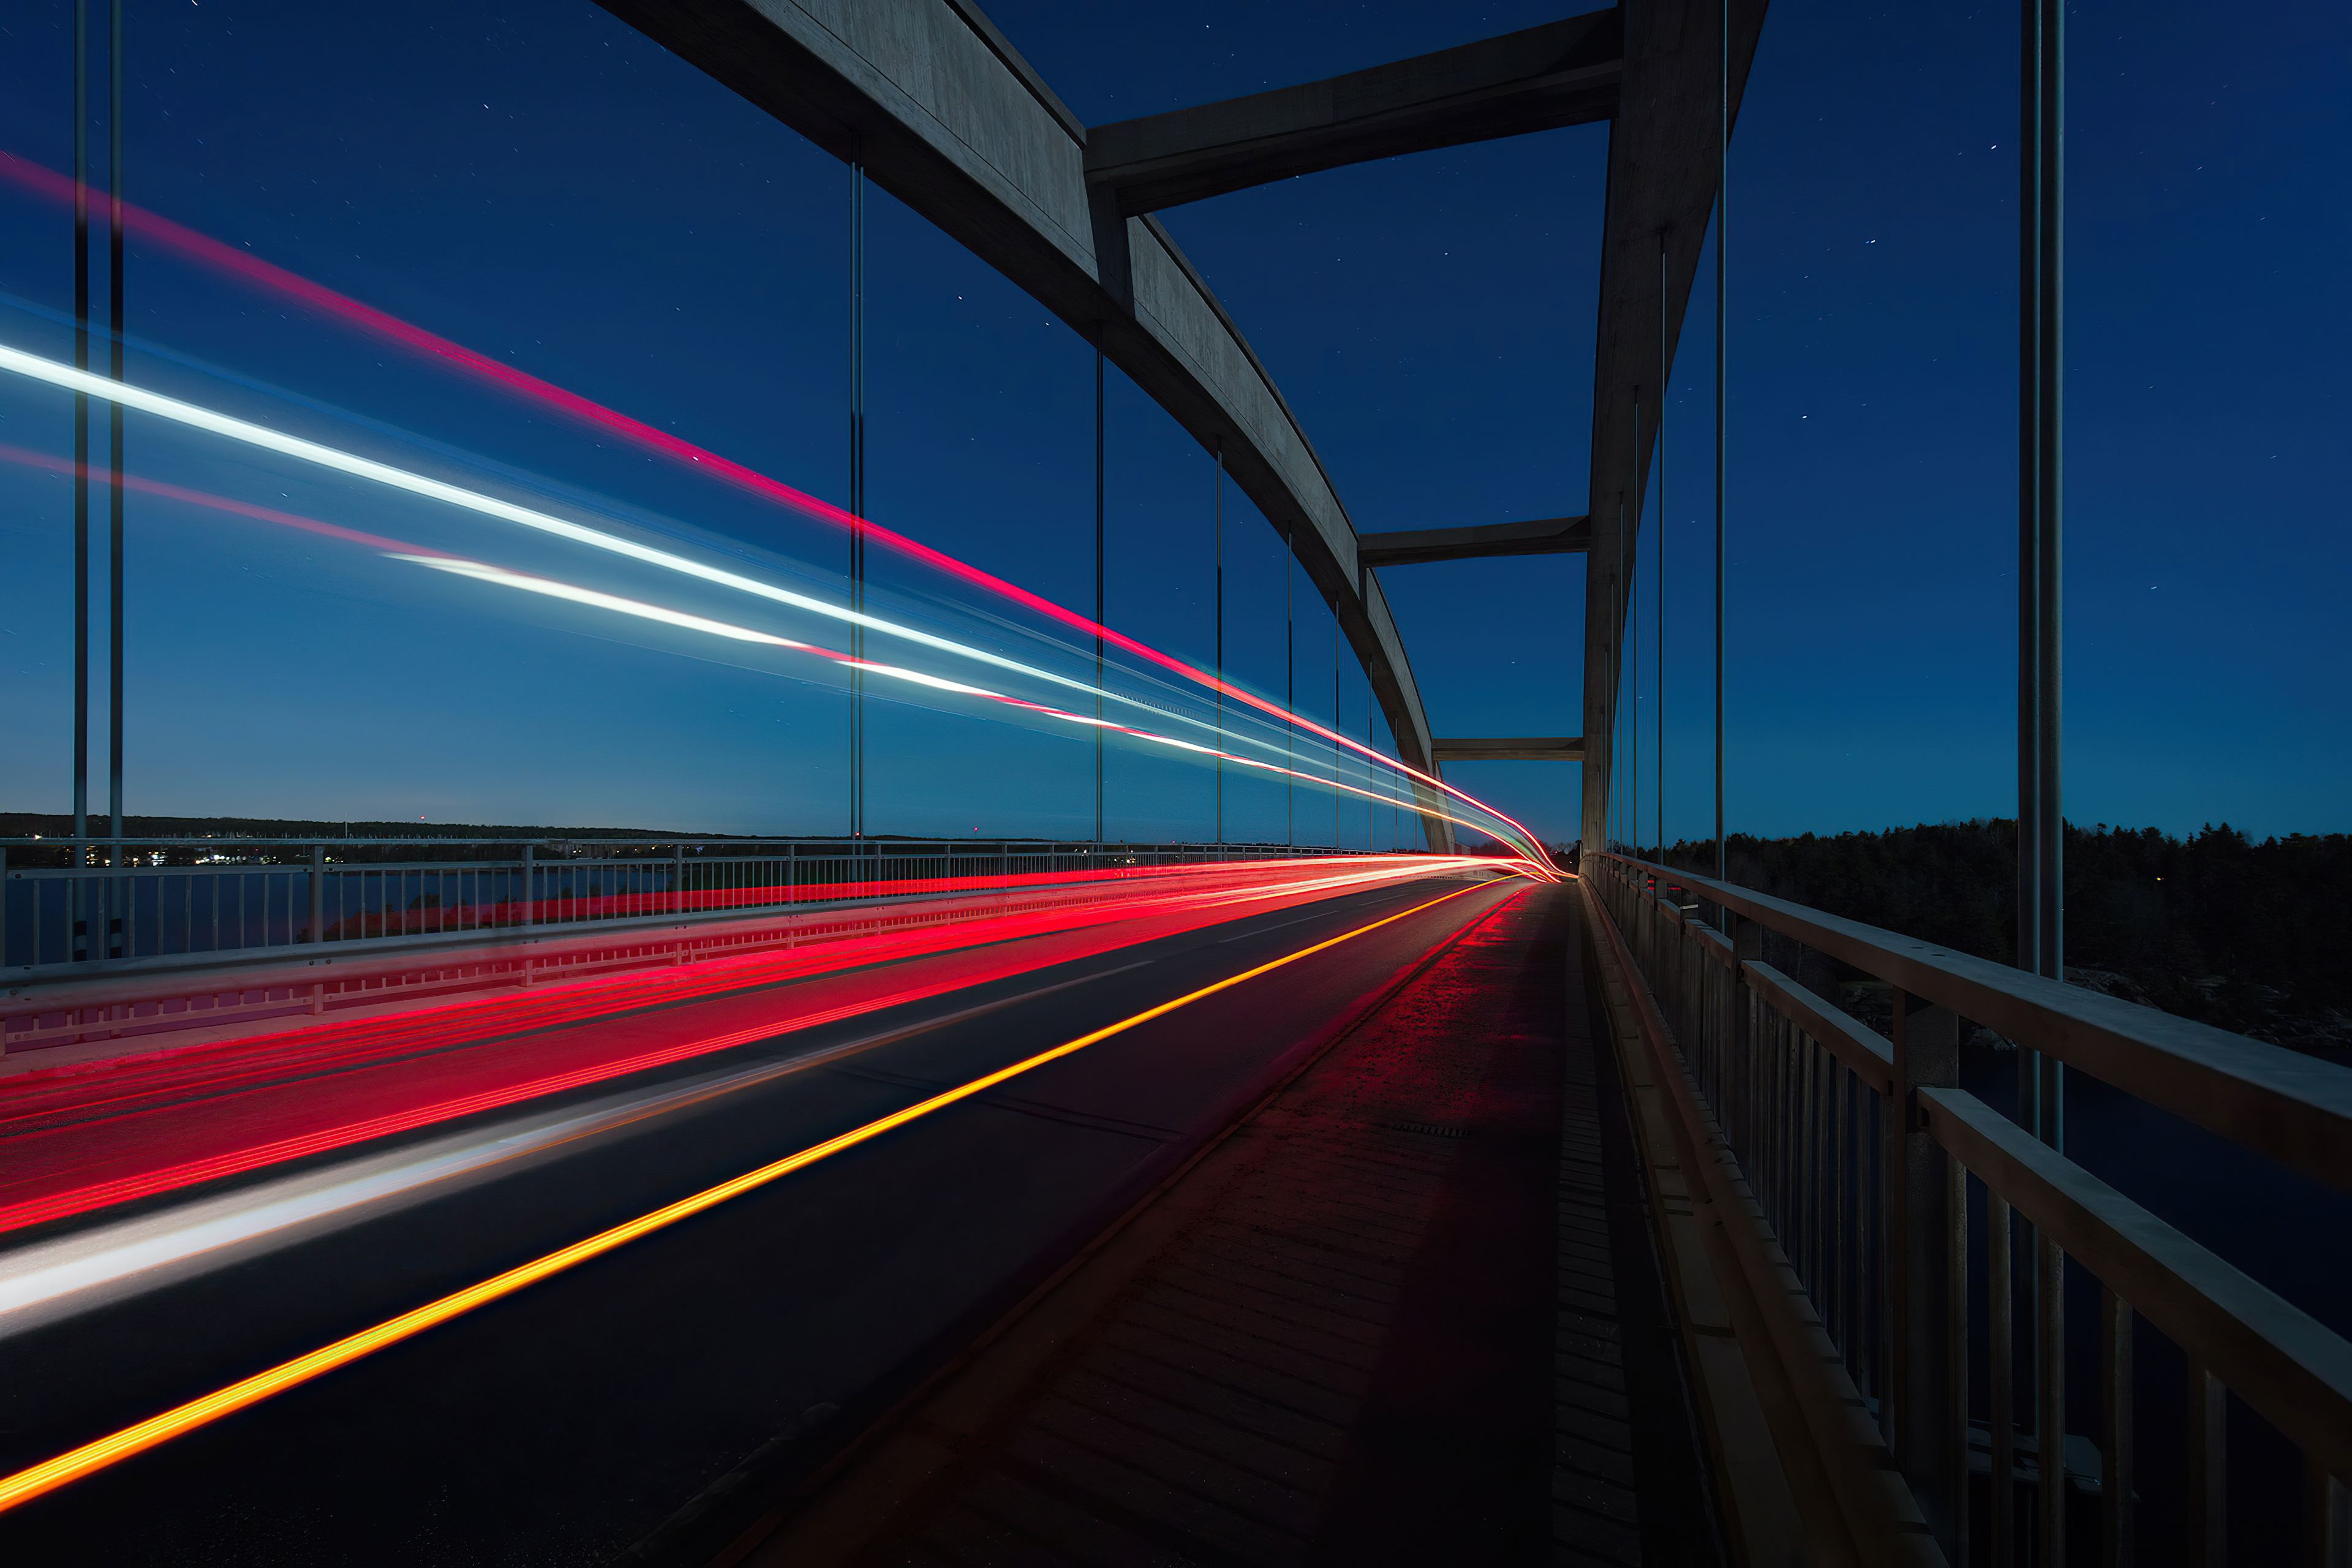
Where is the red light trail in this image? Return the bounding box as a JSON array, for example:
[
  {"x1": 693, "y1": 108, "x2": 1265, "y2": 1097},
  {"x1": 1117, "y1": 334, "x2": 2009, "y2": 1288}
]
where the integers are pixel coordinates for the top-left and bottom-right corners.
[
  {"x1": 0, "y1": 442, "x2": 450, "y2": 559},
  {"x1": 0, "y1": 854, "x2": 1497, "y2": 1134},
  {"x1": 0, "y1": 437, "x2": 1547, "y2": 854},
  {"x1": 0, "y1": 148, "x2": 1553, "y2": 856},
  {"x1": 0, "y1": 878, "x2": 1510, "y2": 1514},
  {"x1": 0, "y1": 859, "x2": 1529, "y2": 1238}
]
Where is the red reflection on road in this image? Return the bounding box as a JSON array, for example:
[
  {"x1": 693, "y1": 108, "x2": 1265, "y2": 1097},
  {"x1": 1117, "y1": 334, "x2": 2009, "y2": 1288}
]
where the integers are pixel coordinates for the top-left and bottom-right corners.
[{"x1": 0, "y1": 859, "x2": 1519, "y2": 1237}]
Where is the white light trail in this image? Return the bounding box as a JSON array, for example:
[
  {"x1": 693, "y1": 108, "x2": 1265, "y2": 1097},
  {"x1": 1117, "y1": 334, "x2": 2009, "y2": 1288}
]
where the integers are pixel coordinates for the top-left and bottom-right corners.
[
  {"x1": 0, "y1": 341, "x2": 1548, "y2": 861},
  {"x1": 0, "y1": 858, "x2": 1521, "y2": 1338},
  {"x1": 396, "y1": 555, "x2": 1541, "y2": 856},
  {"x1": 0, "y1": 1093, "x2": 643, "y2": 1337},
  {"x1": 0, "y1": 342, "x2": 1283, "y2": 754},
  {"x1": 398, "y1": 556, "x2": 815, "y2": 649}
]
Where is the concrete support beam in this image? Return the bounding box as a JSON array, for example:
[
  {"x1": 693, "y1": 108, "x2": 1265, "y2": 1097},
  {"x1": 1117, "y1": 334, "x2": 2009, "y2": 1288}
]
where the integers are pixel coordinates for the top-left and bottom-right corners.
[
  {"x1": 1431, "y1": 737, "x2": 1586, "y2": 763},
  {"x1": 1085, "y1": 10, "x2": 1621, "y2": 214},
  {"x1": 1359, "y1": 515, "x2": 1591, "y2": 569},
  {"x1": 595, "y1": 0, "x2": 1451, "y2": 846},
  {"x1": 1579, "y1": 0, "x2": 1771, "y2": 850}
]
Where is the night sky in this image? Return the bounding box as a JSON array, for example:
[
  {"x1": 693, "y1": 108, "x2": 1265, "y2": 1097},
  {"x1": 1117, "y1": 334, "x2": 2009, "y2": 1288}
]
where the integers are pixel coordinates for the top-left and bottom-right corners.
[{"x1": 0, "y1": 1, "x2": 2341, "y2": 846}]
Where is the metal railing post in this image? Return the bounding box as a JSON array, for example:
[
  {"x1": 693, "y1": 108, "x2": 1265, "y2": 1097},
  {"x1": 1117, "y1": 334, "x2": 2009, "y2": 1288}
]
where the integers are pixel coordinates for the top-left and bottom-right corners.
[
  {"x1": 2188, "y1": 1359, "x2": 2226, "y2": 1566},
  {"x1": 2302, "y1": 1460, "x2": 2345, "y2": 1568},
  {"x1": 2037, "y1": 1224, "x2": 2067, "y2": 1564},
  {"x1": 2100, "y1": 1284, "x2": 2135, "y2": 1568},
  {"x1": 1890, "y1": 987, "x2": 1963, "y2": 1556},
  {"x1": 105, "y1": 837, "x2": 123, "y2": 959},
  {"x1": 519, "y1": 844, "x2": 535, "y2": 929},
  {"x1": 1646, "y1": 876, "x2": 1662, "y2": 981},
  {"x1": 1675, "y1": 904, "x2": 1697, "y2": 1044},
  {"x1": 307, "y1": 843, "x2": 325, "y2": 945},
  {"x1": 70, "y1": 837, "x2": 88, "y2": 962},
  {"x1": 1732, "y1": 914, "x2": 1761, "y2": 1169}
]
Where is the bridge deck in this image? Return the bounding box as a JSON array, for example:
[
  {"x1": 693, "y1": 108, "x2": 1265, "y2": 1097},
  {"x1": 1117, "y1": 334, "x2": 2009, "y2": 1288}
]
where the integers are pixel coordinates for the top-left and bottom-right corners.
[{"x1": 737, "y1": 885, "x2": 1697, "y2": 1566}]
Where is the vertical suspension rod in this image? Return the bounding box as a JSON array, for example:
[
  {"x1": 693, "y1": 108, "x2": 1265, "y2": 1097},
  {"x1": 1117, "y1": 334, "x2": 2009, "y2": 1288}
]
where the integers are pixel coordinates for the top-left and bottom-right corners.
[
  {"x1": 71, "y1": 0, "x2": 90, "y2": 858},
  {"x1": 1095, "y1": 339, "x2": 1105, "y2": 844},
  {"x1": 2017, "y1": 0, "x2": 2065, "y2": 1145},
  {"x1": 1630, "y1": 394, "x2": 1642, "y2": 859},
  {"x1": 2036, "y1": 0, "x2": 2066, "y2": 1095},
  {"x1": 1616, "y1": 496, "x2": 1626, "y2": 852},
  {"x1": 1715, "y1": 0, "x2": 1729, "y2": 889},
  {"x1": 1656, "y1": 232, "x2": 1667, "y2": 865},
  {"x1": 107, "y1": 0, "x2": 124, "y2": 858},
  {"x1": 847, "y1": 151, "x2": 867, "y2": 840},
  {"x1": 1284, "y1": 525, "x2": 1294, "y2": 847},
  {"x1": 2016, "y1": 0, "x2": 2068, "y2": 1500}
]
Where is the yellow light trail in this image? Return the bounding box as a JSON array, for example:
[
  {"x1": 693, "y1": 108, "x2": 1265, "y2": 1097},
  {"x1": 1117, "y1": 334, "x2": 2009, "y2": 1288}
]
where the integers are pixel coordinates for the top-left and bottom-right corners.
[{"x1": 0, "y1": 874, "x2": 1515, "y2": 1514}]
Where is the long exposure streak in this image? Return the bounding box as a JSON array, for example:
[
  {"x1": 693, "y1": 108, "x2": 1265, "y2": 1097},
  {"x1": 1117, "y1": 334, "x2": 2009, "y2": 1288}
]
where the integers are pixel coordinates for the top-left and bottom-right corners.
[
  {"x1": 0, "y1": 149, "x2": 1547, "y2": 853},
  {"x1": 0, "y1": 878, "x2": 1507, "y2": 1513},
  {"x1": 0, "y1": 858, "x2": 1517, "y2": 1235},
  {"x1": 393, "y1": 556, "x2": 1527, "y2": 843},
  {"x1": 0, "y1": 415, "x2": 1521, "y2": 840},
  {"x1": 0, "y1": 439, "x2": 1281, "y2": 782},
  {"x1": 0, "y1": 397, "x2": 1548, "y2": 863},
  {"x1": 0, "y1": 859, "x2": 1497, "y2": 1145}
]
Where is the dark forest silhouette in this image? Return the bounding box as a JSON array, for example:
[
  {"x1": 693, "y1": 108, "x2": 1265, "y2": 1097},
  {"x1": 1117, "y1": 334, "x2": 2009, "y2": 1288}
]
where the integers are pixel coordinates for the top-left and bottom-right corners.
[{"x1": 1639, "y1": 820, "x2": 2350, "y2": 1058}]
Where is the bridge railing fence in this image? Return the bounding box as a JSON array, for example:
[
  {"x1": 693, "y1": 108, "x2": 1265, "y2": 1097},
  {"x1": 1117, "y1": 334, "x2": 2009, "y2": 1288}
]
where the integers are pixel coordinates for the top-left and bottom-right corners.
[
  {"x1": 1584, "y1": 849, "x2": 2352, "y2": 1567},
  {"x1": 0, "y1": 837, "x2": 1366, "y2": 974}
]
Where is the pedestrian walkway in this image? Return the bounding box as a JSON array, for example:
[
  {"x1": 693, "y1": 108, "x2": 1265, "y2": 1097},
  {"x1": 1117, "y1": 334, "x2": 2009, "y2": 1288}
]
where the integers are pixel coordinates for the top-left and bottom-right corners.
[{"x1": 730, "y1": 884, "x2": 1706, "y2": 1566}]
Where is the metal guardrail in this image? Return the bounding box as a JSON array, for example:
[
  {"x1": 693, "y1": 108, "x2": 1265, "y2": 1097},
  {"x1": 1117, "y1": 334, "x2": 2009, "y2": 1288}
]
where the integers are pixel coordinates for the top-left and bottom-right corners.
[
  {"x1": 1584, "y1": 850, "x2": 2352, "y2": 1567},
  {"x1": 0, "y1": 837, "x2": 1364, "y2": 975}
]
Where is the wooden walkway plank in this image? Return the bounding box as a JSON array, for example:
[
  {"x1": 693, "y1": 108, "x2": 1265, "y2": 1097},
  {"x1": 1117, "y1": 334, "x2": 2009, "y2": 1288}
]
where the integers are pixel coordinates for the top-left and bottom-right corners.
[{"x1": 739, "y1": 886, "x2": 1705, "y2": 1566}]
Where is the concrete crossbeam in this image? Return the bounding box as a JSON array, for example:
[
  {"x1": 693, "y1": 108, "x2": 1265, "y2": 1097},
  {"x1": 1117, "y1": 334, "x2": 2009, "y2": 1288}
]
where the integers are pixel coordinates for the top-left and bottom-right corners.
[
  {"x1": 1431, "y1": 737, "x2": 1586, "y2": 763},
  {"x1": 1085, "y1": 10, "x2": 1621, "y2": 215},
  {"x1": 1359, "y1": 515, "x2": 1592, "y2": 569}
]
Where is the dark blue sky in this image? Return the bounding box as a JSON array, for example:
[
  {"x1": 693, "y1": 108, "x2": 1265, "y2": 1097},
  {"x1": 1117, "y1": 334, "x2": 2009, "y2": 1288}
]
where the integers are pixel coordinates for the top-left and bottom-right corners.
[
  {"x1": 0, "y1": 1, "x2": 2341, "y2": 845},
  {"x1": 990, "y1": 0, "x2": 2350, "y2": 843}
]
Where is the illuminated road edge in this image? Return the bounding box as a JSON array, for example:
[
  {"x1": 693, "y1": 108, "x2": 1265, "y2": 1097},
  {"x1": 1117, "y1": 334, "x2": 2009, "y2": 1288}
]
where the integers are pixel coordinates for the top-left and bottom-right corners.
[{"x1": 0, "y1": 875, "x2": 1513, "y2": 1513}]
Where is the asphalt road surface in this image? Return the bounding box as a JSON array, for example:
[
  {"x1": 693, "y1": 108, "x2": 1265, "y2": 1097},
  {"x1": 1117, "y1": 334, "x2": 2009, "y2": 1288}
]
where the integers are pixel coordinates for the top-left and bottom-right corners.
[{"x1": 0, "y1": 868, "x2": 1523, "y2": 1565}]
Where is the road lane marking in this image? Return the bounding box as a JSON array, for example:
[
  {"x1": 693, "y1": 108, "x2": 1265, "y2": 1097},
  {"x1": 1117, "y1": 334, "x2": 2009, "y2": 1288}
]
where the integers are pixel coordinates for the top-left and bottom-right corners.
[
  {"x1": 0, "y1": 877, "x2": 1508, "y2": 1513},
  {"x1": 0, "y1": 962, "x2": 1153, "y2": 1338}
]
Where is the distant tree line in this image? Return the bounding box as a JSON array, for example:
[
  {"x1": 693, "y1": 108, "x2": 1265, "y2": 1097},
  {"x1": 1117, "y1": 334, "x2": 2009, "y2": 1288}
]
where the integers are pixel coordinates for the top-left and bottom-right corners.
[
  {"x1": 1647, "y1": 820, "x2": 2350, "y2": 1057},
  {"x1": 0, "y1": 812, "x2": 695, "y2": 842}
]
